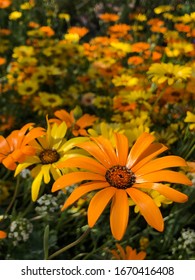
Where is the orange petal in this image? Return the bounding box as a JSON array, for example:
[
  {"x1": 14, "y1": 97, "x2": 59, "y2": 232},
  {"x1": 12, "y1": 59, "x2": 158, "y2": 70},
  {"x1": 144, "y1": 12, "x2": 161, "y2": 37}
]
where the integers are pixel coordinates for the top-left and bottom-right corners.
[
  {"x1": 22, "y1": 127, "x2": 45, "y2": 146},
  {"x1": 135, "y1": 156, "x2": 188, "y2": 176},
  {"x1": 90, "y1": 136, "x2": 118, "y2": 165},
  {"x1": 135, "y1": 183, "x2": 188, "y2": 203},
  {"x1": 127, "y1": 132, "x2": 155, "y2": 168},
  {"x1": 62, "y1": 181, "x2": 109, "y2": 210},
  {"x1": 110, "y1": 189, "x2": 129, "y2": 240},
  {"x1": 88, "y1": 187, "x2": 116, "y2": 227},
  {"x1": 76, "y1": 141, "x2": 112, "y2": 168},
  {"x1": 76, "y1": 114, "x2": 97, "y2": 128},
  {"x1": 127, "y1": 188, "x2": 164, "y2": 232},
  {"x1": 114, "y1": 133, "x2": 129, "y2": 165},
  {"x1": 2, "y1": 155, "x2": 16, "y2": 170},
  {"x1": 52, "y1": 171, "x2": 106, "y2": 192},
  {"x1": 131, "y1": 143, "x2": 168, "y2": 172},
  {"x1": 116, "y1": 243, "x2": 126, "y2": 260},
  {"x1": 136, "y1": 170, "x2": 192, "y2": 185},
  {"x1": 57, "y1": 156, "x2": 106, "y2": 174},
  {"x1": 0, "y1": 136, "x2": 11, "y2": 155}
]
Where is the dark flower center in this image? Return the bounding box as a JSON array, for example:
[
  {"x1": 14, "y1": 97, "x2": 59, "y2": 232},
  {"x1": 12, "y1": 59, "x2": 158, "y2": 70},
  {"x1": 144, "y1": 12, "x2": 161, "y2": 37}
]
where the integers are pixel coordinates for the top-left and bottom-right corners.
[
  {"x1": 105, "y1": 165, "x2": 136, "y2": 189},
  {"x1": 39, "y1": 149, "x2": 60, "y2": 164}
]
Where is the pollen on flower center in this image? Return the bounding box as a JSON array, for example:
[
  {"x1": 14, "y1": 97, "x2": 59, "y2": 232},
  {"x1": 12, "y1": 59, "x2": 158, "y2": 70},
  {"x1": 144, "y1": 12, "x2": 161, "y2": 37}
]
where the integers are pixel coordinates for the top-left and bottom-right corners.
[
  {"x1": 105, "y1": 165, "x2": 136, "y2": 189},
  {"x1": 39, "y1": 149, "x2": 60, "y2": 164}
]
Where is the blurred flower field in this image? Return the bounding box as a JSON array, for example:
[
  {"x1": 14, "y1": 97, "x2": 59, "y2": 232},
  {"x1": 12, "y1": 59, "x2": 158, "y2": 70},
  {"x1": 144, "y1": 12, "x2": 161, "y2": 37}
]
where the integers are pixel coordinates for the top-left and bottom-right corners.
[{"x1": 0, "y1": 0, "x2": 195, "y2": 260}]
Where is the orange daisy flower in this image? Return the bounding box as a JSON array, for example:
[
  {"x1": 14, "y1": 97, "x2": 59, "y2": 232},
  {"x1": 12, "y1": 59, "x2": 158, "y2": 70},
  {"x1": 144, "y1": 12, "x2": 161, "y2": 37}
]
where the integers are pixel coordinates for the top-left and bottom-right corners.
[
  {"x1": 0, "y1": 0, "x2": 11, "y2": 9},
  {"x1": 50, "y1": 109, "x2": 97, "y2": 136},
  {"x1": 99, "y1": 13, "x2": 119, "y2": 22},
  {"x1": 68, "y1": 26, "x2": 89, "y2": 38},
  {"x1": 0, "y1": 230, "x2": 7, "y2": 239},
  {"x1": 110, "y1": 243, "x2": 146, "y2": 260},
  {"x1": 0, "y1": 123, "x2": 45, "y2": 170},
  {"x1": 52, "y1": 132, "x2": 191, "y2": 240}
]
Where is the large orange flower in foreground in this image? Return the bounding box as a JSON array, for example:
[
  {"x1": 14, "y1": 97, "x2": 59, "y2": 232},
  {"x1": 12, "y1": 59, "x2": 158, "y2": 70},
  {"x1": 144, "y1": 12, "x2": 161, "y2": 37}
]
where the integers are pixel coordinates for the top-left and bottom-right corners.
[{"x1": 52, "y1": 132, "x2": 192, "y2": 240}]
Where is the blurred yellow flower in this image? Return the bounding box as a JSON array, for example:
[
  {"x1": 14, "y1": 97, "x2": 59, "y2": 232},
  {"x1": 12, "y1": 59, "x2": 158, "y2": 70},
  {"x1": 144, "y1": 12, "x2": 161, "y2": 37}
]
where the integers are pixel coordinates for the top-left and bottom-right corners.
[
  {"x1": 58, "y1": 13, "x2": 70, "y2": 21},
  {"x1": 112, "y1": 74, "x2": 138, "y2": 87},
  {"x1": 9, "y1": 11, "x2": 22, "y2": 20},
  {"x1": 17, "y1": 80, "x2": 39, "y2": 95}
]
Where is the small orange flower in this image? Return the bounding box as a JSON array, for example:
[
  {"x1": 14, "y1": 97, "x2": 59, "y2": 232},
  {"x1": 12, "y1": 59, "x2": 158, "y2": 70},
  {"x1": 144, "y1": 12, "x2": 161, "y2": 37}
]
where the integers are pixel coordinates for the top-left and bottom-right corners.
[
  {"x1": 127, "y1": 56, "x2": 144, "y2": 65},
  {"x1": 0, "y1": 123, "x2": 45, "y2": 170},
  {"x1": 0, "y1": 230, "x2": 7, "y2": 239},
  {"x1": 0, "y1": 57, "x2": 6, "y2": 65},
  {"x1": 111, "y1": 243, "x2": 146, "y2": 260},
  {"x1": 52, "y1": 132, "x2": 191, "y2": 240},
  {"x1": 99, "y1": 13, "x2": 119, "y2": 22},
  {"x1": 39, "y1": 26, "x2": 55, "y2": 37},
  {"x1": 108, "y1": 24, "x2": 131, "y2": 38},
  {"x1": 68, "y1": 26, "x2": 89, "y2": 38},
  {"x1": 0, "y1": 0, "x2": 11, "y2": 9},
  {"x1": 50, "y1": 109, "x2": 97, "y2": 136}
]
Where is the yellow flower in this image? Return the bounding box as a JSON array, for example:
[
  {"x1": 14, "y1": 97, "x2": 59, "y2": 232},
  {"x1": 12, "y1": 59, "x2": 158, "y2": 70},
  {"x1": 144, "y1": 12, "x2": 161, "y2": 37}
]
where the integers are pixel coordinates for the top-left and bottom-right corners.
[
  {"x1": 17, "y1": 80, "x2": 39, "y2": 96},
  {"x1": 154, "y1": 5, "x2": 172, "y2": 14},
  {"x1": 20, "y1": 1, "x2": 34, "y2": 9},
  {"x1": 64, "y1": 33, "x2": 80, "y2": 43},
  {"x1": 184, "y1": 111, "x2": 195, "y2": 130},
  {"x1": 110, "y1": 42, "x2": 132, "y2": 53},
  {"x1": 165, "y1": 42, "x2": 193, "y2": 57},
  {"x1": 38, "y1": 92, "x2": 63, "y2": 108},
  {"x1": 15, "y1": 118, "x2": 87, "y2": 201},
  {"x1": 134, "y1": 13, "x2": 147, "y2": 21},
  {"x1": 12, "y1": 46, "x2": 35, "y2": 58},
  {"x1": 58, "y1": 13, "x2": 70, "y2": 22},
  {"x1": 147, "y1": 63, "x2": 192, "y2": 85},
  {"x1": 9, "y1": 11, "x2": 22, "y2": 20},
  {"x1": 112, "y1": 74, "x2": 138, "y2": 87}
]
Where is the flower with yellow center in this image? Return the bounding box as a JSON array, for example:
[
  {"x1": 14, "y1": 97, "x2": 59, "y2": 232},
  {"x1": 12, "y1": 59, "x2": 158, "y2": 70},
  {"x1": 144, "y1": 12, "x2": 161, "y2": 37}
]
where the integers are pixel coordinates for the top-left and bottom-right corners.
[
  {"x1": 110, "y1": 243, "x2": 146, "y2": 260},
  {"x1": 147, "y1": 63, "x2": 192, "y2": 85},
  {"x1": 15, "y1": 118, "x2": 87, "y2": 201},
  {"x1": 52, "y1": 132, "x2": 191, "y2": 240}
]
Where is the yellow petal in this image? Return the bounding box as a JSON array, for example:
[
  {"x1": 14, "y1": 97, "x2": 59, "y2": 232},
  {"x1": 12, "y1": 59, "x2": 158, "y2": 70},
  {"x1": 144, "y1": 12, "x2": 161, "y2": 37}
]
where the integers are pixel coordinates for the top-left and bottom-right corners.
[
  {"x1": 127, "y1": 188, "x2": 164, "y2": 231},
  {"x1": 110, "y1": 189, "x2": 129, "y2": 240},
  {"x1": 31, "y1": 171, "x2": 43, "y2": 201},
  {"x1": 42, "y1": 164, "x2": 51, "y2": 184},
  {"x1": 14, "y1": 157, "x2": 40, "y2": 176},
  {"x1": 62, "y1": 181, "x2": 109, "y2": 210},
  {"x1": 88, "y1": 187, "x2": 116, "y2": 227}
]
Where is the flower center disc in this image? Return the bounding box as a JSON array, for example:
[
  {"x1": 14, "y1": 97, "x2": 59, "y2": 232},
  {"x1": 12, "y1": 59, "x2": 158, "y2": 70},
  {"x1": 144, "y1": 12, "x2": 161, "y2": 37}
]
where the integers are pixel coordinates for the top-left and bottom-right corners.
[
  {"x1": 39, "y1": 149, "x2": 60, "y2": 164},
  {"x1": 105, "y1": 165, "x2": 136, "y2": 189}
]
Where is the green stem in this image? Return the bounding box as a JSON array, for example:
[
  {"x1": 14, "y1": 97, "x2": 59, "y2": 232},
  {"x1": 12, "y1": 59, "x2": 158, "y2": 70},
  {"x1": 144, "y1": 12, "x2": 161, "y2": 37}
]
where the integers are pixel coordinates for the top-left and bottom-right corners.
[
  {"x1": 47, "y1": 227, "x2": 91, "y2": 260},
  {"x1": 5, "y1": 176, "x2": 20, "y2": 215}
]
